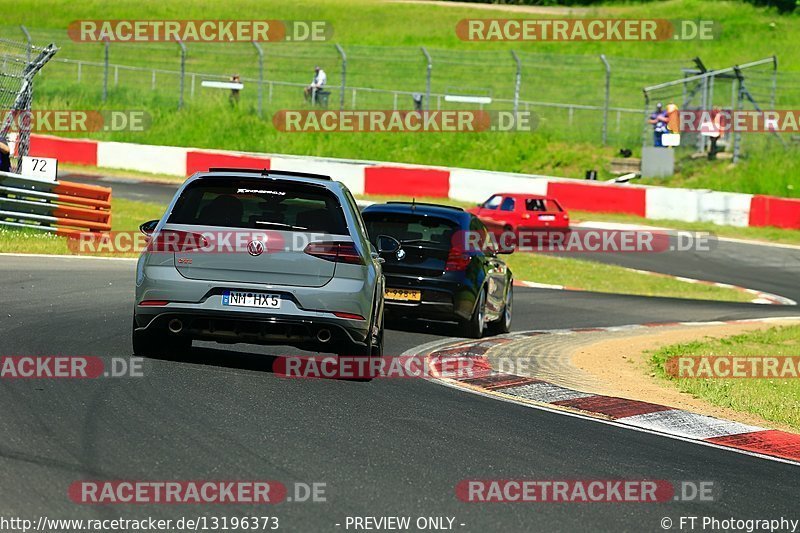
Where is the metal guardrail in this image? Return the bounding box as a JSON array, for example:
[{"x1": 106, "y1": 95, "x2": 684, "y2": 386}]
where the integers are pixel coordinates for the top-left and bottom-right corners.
[{"x1": 0, "y1": 170, "x2": 112, "y2": 235}]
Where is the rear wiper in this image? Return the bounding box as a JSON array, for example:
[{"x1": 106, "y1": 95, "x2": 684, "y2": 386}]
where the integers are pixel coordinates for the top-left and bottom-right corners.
[{"x1": 255, "y1": 221, "x2": 308, "y2": 230}]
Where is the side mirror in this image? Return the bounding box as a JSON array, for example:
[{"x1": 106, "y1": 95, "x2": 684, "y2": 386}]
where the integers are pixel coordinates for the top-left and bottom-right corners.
[
  {"x1": 139, "y1": 220, "x2": 159, "y2": 236},
  {"x1": 376, "y1": 235, "x2": 400, "y2": 254}
]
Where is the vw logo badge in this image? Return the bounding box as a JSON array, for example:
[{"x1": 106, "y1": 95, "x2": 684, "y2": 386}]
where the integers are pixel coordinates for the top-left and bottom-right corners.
[
  {"x1": 247, "y1": 240, "x2": 265, "y2": 256},
  {"x1": 396, "y1": 248, "x2": 406, "y2": 261}
]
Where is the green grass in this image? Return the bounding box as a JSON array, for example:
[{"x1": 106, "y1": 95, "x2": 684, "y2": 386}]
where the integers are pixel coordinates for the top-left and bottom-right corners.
[
  {"x1": 6, "y1": 0, "x2": 800, "y2": 198},
  {"x1": 649, "y1": 325, "x2": 800, "y2": 431},
  {"x1": 0, "y1": 195, "x2": 753, "y2": 302},
  {"x1": 571, "y1": 210, "x2": 800, "y2": 245},
  {"x1": 504, "y1": 252, "x2": 754, "y2": 302},
  {"x1": 0, "y1": 198, "x2": 166, "y2": 255}
]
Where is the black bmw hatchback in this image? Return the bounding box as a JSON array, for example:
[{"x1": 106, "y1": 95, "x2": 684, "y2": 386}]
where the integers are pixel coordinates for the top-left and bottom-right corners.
[{"x1": 362, "y1": 202, "x2": 513, "y2": 338}]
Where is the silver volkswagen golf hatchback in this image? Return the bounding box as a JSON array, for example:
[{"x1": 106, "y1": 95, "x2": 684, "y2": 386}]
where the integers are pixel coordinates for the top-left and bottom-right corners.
[{"x1": 133, "y1": 168, "x2": 385, "y2": 358}]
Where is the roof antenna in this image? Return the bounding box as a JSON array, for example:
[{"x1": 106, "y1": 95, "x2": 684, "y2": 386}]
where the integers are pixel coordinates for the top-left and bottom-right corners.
[{"x1": 411, "y1": 197, "x2": 416, "y2": 211}]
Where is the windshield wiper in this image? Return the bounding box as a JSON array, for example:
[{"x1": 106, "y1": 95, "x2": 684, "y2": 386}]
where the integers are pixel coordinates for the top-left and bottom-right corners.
[{"x1": 255, "y1": 221, "x2": 308, "y2": 230}]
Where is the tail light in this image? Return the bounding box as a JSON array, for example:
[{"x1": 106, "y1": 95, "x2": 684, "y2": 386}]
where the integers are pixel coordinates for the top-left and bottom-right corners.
[
  {"x1": 139, "y1": 300, "x2": 169, "y2": 306},
  {"x1": 304, "y1": 241, "x2": 363, "y2": 265},
  {"x1": 148, "y1": 230, "x2": 209, "y2": 253},
  {"x1": 445, "y1": 248, "x2": 472, "y2": 271},
  {"x1": 333, "y1": 311, "x2": 366, "y2": 320}
]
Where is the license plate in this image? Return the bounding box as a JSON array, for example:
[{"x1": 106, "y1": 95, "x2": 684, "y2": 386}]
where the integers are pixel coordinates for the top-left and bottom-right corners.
[
  {"x1": 223, "y1": 291, "x2": 281, "y2": 308},
  {"x1": 538, "y1": 214, "x2": 556, "y2": 221},
  {"x1": 385, "y1": 288, "x2": 421, "y2": 302}
]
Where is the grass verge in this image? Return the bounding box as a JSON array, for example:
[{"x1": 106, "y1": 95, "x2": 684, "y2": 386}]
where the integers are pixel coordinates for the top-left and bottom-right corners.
[
  {"x1": 0, "y1": 198, "x2": 166, "y2": 256},
  {"x1": 0, "y1": 196, "x2": 755, "y2": 303},
  {"x1": 649, "y1": 325, "x2": 800, "y2": 431},
  {"x1": 504, "y1": 253, "x2": 753, "y2": 303}
]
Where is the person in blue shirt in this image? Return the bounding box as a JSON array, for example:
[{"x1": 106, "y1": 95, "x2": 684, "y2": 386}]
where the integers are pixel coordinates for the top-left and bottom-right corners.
[{"x1": 648, "y1": 103, "x2": 669, "y2": 147}]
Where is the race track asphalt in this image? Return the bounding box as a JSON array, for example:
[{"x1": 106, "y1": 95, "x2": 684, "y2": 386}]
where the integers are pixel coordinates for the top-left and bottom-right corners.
[{"x1": 0, "y1": 174, "x2": 796, "y2": 532}]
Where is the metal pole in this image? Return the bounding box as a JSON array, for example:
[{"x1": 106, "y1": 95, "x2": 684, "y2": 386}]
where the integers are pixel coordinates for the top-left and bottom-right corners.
[
  {"x1": 421, "y1": 47, "x2": 432, "y2": 112},
  {"x1": 511, "y1": 50, "x2": 521, "y2": 117},
  {"x1": 733, "y1": 69, "x2": 744, "y2": 164},
  {"x1": 770, "y1": 55, "x2": 777, "y2": 109},
  {"x1": 177, "y1": 40, "x2": 187, "y2": 110},
  {"x1": 642, "y1": 90, "x2": 651, "y2": 150},
  {"x1": 20, "y1": 25, "x2": 32, "y2": 63},
  {"x1": 102, "y1": 38, "x2": 109, "y2": 102},
  {"x1": 252, "y1": 41, "x2": 264, "y2": 117},
  {"x1": 600, "y1": 54, "x2": 611, "y2": 146},
  {"x1": 335, "y1": 44, "x2": 346, "y2": 111}
]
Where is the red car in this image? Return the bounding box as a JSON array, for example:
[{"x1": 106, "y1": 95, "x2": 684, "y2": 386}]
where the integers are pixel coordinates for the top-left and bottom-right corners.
[{"x1": 468, "y1": 193, "x2": 570, "y2": 235}]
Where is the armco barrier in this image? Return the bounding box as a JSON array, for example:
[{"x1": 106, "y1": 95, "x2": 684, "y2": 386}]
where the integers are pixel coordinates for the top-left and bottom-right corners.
[
  {"x1": 0, "y1": 171, "x2": 112, "y2": 237},
  {"x1": 27, "y1": 134, "x2": 800, "y2": 230}
]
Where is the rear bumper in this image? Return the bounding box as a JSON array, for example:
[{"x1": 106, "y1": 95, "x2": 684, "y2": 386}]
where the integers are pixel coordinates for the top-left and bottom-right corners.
[
  {"x1": 382, "y1": 274, "x2": 475, "y2": 322},
  {"x1": 134, "y1": 307, "x2": 369, "y2": 350}
]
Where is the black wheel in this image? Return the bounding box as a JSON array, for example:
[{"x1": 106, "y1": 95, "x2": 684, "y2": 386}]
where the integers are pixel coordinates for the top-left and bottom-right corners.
[
  {"x1": 338, "y1": 310, "x2": 382, "y2": 381},
  {"x1": 460, "y1": 288, "x2": 486, "y2": 339},
  {"x1": 488, "y1": 283, "x2": 513, "y2": 336},
  {"x1": 132, "y1": 317, "x2": 191, "y2": 358}
]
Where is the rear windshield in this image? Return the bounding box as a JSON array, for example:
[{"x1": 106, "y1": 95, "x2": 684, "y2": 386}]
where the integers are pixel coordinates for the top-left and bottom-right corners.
[
  {"x1": 168, "y1": 178, "x2": 348, "y2": 234},
  {"x1": 525, "y1": 198, "x2": 562, "y2": 212},
  {"x1": 363, "y1": 212, "x2": 458, "y2": 249}
]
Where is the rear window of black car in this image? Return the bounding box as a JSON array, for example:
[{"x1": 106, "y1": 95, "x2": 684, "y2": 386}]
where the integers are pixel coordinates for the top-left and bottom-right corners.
[
  {"x1": 168, "y1": 178, "x2": 348, "y2": 234},
  {"x1": 363, "y1": 212, "x2": 458, "y2": 249}
]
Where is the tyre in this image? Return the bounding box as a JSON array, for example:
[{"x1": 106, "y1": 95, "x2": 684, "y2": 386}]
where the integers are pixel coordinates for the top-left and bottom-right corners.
[
  {"x1": 488, "y1": 283, "x2": 513, "y2": 336},
  {"x1": 460, "y1": 288, "x2": 486, "y2": 339},
  {"x1": 132, "y1": 317, "x2": 191, "y2": 358}
]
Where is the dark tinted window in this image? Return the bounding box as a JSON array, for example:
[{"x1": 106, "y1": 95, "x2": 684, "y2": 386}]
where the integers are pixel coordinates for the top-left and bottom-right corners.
[
  {"x1": 525, "y1": 198, "x2": 561, "y2": 212},
  {"x1": 500, "y1": 197, "x2": 516, "y2": 211},
  {"x1": 363, "y1": 212, "x2": 458, "y2": 249},
  {"x1": 168, "y1": 178, "x2": 347, "y2": 234}
]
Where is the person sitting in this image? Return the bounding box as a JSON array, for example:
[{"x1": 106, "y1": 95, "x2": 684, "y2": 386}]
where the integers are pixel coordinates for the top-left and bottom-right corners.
[{"x1": 304, "y1": 66, "x2": 327, "y2": 104}]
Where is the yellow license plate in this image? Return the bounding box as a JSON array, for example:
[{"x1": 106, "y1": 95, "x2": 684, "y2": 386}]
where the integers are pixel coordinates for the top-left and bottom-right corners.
[{"x1": 385, "y1": 288, "x2": 421, "y2": 301}]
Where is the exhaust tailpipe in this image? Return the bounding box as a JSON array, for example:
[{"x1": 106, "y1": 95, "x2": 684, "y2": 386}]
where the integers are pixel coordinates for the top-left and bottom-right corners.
[
  {"x1": 168, "y1": 319, "x2": 183, "y2": 334},
  {"x1": 316, "y1": 328, "x2": 332, "y2": 343}
]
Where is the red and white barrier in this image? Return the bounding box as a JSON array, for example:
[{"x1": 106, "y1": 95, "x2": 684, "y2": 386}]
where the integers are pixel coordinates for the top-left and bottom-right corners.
[{"x1": 28, "y1": 134, "x2": 800, "y2": 230}]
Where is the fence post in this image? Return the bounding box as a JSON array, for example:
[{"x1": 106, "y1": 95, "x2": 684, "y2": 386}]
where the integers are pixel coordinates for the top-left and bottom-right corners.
[
  {"x1": 177, "y1": 40, "x2": 187, "y2": 110},
  {"x1": 252, "y1": 41, "x2": 264, "y2": 118},
  {"x1": 20, "y1": 25, "x2": 32, "y2": 63},
  {"x1": 421, "y1": 47, "x2": 432, "y2": 112},
  {"x1": 600, "y1": 54, "x2": 611, "y2": 146},
  {"x1": 733, "y1": 67, "x2": 744, "y2": 164},
  {"x1": 335, "y1": 44, "x2": 346, "y2": 111},
  {"x1": 511, "y1": 50, "x2": 521, "y2": 117},
  {"x1": 642, "y1": 90, "x2": 650, "y2": 150},
  {"x1": 102, "y1": 38, "x2": 109, "y2": 102},
  {"x1": 770, "y1": 55, "x2": 777, "y2": 109}
]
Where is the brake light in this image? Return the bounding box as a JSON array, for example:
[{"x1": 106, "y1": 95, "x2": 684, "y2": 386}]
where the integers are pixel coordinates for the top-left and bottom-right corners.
[
  {"x1": 304, "y1": 241, "x2": 363, "y2": 265},
  {"x1": 148, "y1": 230, "x2": 209, "y2": 253},
  {"x1": 139, "y1": 300, "x2": 169, "y2": 306},
  {"x1": 333, "y1": 311, "x2": 366, "y2": 320},
  {"x1": 445, "y1": 248, "x2": 471, "y2": 271}
]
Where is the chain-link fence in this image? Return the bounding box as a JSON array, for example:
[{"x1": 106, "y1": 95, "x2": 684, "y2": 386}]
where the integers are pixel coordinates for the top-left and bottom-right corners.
[
  {"x1": 5, "y1": 24, "x2": 798, "y2": 155},
  {"x1": 0, "y1": 37, "x2": 58, "y2": 171},
  {"x1": 643, "y1": 57, "x2": 783, "y2": 162}
]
